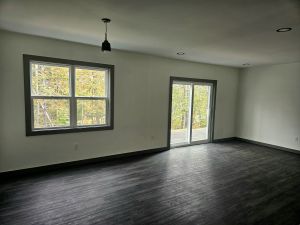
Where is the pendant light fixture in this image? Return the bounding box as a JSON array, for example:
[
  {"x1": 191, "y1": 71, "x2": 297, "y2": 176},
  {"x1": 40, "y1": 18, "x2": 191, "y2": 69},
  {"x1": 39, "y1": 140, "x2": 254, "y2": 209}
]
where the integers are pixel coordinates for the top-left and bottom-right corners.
[{"x1": 101, "y1": 18, "x2": 111, "y2": 52}]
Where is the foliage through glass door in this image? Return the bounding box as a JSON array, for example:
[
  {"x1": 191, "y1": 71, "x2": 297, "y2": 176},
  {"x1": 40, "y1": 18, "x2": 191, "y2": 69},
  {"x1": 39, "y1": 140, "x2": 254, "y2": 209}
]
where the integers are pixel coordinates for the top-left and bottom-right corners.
[{"x1": 170, "y1": 81, "x2": 212, "y2": 147}]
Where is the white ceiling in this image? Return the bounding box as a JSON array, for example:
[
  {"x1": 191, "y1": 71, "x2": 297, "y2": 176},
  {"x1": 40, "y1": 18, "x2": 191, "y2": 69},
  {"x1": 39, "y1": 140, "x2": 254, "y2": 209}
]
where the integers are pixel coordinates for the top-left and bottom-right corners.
[{"x1": 0, "y1": 0, "x2": 299, "y2": 67}]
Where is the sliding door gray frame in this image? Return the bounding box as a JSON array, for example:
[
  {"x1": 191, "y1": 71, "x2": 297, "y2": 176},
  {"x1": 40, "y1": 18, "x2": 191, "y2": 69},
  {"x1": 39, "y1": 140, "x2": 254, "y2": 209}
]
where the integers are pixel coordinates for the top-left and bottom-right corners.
[{"x1": 167, "y1": 76, "x2": 217, "y2": 149}]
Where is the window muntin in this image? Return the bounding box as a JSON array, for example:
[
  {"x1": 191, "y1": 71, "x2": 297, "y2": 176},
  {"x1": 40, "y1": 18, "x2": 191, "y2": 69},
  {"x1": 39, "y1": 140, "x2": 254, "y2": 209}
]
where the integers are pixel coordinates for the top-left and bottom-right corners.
[{"x1": 24, "y1": 55, "x2": 114, "y2": 135}]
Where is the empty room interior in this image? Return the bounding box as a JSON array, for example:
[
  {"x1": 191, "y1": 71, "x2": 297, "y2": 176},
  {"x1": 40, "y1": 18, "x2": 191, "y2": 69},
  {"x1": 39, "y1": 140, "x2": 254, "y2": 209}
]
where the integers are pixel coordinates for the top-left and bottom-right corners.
[{"x1": 0, "y1": 0, "x2": 300, "y2": 224}]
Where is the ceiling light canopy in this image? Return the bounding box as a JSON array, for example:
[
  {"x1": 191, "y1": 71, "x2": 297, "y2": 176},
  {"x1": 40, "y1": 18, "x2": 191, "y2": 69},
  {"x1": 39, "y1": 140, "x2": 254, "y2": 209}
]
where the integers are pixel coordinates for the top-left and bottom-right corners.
[
  {"x1": 101, "y1": 18, "x2": 111, "y2": 52},
  {"x1": 276, "y1": 27, "x2": 292, "y2": 32}
]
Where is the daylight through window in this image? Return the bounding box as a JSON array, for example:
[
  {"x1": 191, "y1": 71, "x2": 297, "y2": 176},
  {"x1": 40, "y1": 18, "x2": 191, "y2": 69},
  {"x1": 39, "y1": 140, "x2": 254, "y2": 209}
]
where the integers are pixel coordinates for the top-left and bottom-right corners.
[{"x1": 24, "y1": 55, "x2": 114, "y2": 135}]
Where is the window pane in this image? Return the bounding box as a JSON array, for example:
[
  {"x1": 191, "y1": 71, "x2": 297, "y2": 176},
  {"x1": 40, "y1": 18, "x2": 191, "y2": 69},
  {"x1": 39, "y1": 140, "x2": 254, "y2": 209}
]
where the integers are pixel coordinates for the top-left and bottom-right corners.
[
  {"x1": 75, "y1": 68, "x2": 106, "y2": 97},
  {"x1": 77, "y1": 99, "x2": 106, "y2": 126},
  {"x1": 33, "y1": 99, "x2": 70, "y2": 128},
  {"x1": 31, "y1": 63, "x2": 70, "y2": 96}
]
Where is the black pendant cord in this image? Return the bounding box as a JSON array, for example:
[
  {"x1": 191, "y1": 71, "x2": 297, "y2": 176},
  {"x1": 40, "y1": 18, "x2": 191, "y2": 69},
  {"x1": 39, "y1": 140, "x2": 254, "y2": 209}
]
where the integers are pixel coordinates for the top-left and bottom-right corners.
[{"x1": 105, "y1": 22, "x2": 108, "y2": 40}]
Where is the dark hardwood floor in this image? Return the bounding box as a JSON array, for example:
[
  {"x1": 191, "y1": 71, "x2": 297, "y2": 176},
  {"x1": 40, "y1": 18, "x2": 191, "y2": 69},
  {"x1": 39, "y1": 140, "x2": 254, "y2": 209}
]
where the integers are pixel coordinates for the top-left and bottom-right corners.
[{"x1": 0, "y1": 141, "x2": 299, "y2": 225}]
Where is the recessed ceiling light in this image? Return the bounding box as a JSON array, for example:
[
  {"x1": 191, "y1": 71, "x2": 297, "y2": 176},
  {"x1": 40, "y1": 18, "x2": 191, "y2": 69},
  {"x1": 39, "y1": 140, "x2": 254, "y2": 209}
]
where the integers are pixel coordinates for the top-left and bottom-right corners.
[
  {"x1": 276, "y1": 27, "x2": 292, "y2": 32},
  {"x1": 177, "y1": 52, "x2": 185, "y2": 55},
  {"x1": 242, "y1": 63, "x2": 250, "y2": 66}
]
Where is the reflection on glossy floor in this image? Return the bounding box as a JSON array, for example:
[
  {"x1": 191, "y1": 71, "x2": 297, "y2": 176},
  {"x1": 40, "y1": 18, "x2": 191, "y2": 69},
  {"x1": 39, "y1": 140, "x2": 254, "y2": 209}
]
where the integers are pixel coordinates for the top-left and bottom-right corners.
[{"x1": 0, "y1": 141, "x2": 299, "y2": 225}]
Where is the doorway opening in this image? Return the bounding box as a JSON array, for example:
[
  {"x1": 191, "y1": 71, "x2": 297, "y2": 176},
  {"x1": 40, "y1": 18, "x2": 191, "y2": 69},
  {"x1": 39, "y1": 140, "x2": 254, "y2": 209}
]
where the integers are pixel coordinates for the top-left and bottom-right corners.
[{"x1": 167, "y1": 77, "x2": 217, "y2": 148}]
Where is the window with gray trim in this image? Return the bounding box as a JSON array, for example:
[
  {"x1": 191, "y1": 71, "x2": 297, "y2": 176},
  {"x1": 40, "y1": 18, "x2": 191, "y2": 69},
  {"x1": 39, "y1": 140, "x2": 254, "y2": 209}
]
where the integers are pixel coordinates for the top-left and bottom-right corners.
[{"x1": 23, "y1": 55, "x2": 114, "y2": 136}]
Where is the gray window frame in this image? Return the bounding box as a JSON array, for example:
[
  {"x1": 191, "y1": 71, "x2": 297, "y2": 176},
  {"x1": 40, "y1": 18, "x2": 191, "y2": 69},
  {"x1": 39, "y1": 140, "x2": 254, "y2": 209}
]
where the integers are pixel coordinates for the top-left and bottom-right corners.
[{"x1": 23, "y1": 54, "x2": 114, "y2": 136}]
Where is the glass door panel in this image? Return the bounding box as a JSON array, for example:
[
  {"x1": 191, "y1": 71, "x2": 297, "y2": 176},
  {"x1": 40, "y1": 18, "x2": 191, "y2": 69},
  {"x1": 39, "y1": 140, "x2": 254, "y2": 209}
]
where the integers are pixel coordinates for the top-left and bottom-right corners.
[
  {"x1": 192, "y1": 84, "x2": 211, "y2": 142},
  {"x1": 170, "y1": 83, "x2": 191, "y2": 146}
]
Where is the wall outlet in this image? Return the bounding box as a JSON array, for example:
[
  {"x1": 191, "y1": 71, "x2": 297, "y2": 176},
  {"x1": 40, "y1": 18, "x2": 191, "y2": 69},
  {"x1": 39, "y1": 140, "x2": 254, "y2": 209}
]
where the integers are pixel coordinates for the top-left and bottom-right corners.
[
  {"x1": 295, "y1": 137, "x2": 299, "y2": 145},
  {"x1": 74, "y1": 143, "x2": 79, "y2": 151}
]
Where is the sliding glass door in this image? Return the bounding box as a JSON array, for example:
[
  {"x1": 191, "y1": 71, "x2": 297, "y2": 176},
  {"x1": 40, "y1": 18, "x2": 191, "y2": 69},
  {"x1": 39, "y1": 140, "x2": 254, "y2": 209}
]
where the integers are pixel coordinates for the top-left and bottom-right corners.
[
  {"x1": 191, "y1": 84, "x2": 211, "y2": 142},
  {"x1": 170, "y1": 79, "x2": 214, "y2": 147},
  {"x1": 170, "y1": 83, "x2": 192, "y2": 145}
]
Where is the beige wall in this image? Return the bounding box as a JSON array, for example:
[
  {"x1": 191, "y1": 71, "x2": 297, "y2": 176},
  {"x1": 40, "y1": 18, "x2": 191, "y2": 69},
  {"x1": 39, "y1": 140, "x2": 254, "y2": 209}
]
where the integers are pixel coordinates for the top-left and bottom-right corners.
[
  {"x1": 237, "y1": 62, "x2": 300, "y2": 151},
  {"x1": 0, "y1": 30, "x2": 239, "y2": 172}
]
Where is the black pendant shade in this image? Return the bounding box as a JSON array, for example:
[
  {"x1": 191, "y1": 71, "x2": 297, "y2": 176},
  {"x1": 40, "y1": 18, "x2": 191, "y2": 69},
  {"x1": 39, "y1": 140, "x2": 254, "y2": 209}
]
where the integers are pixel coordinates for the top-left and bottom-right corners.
[
  {"x1": 102, "y1": 39, "x2": 111, "y2": 51},
  {"x1": 101, "y1": 18, "x2": 111, "y2": 52}
]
